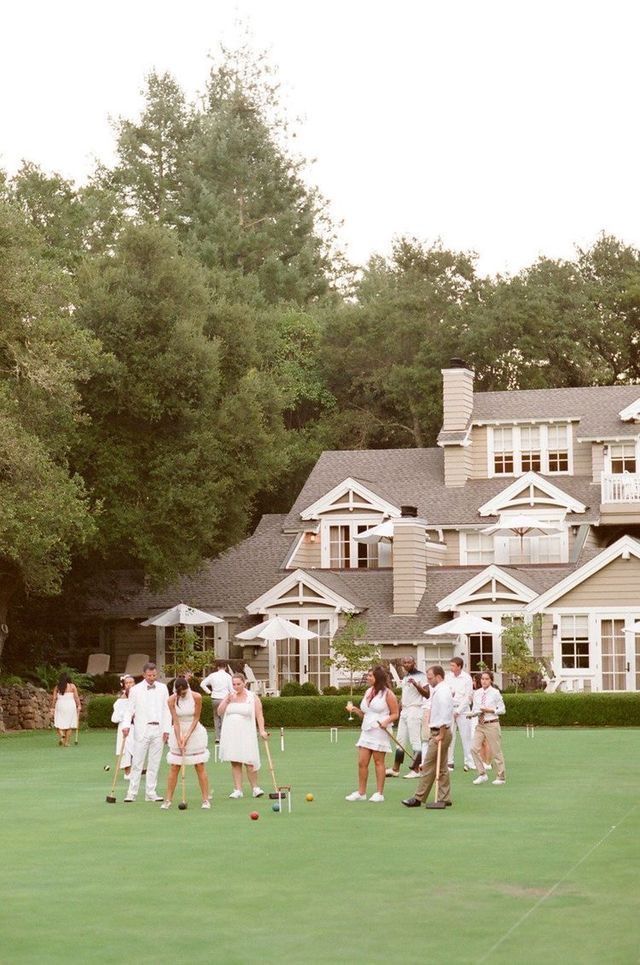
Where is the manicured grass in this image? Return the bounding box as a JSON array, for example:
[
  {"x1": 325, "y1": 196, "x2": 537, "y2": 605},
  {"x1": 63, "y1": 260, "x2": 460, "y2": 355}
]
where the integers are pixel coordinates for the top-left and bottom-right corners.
[{"x1": 1, "y1": 727, "x2": 639, "y2": 964}]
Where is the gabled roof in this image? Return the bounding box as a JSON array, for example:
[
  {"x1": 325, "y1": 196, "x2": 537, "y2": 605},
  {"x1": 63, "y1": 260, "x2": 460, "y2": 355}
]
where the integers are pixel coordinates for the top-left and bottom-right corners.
[
  {"x1": 246, "y1": 569, "x2": 359, "y2": 615},
  {"x1": 299, "y1": 477, "x2": 400, "y2": 520},
  {"x1": 472, "y1": 383, "x2": 640, "y2": 440},
  {"x1": 284, "y1": 449, "x2": 600, "y2": 529},
  {"x1": 478, "y1": 472, "x2": 586, "y2": 516},
  {"x1": 525, "y1": 535, "x2": 640, "y2": 611},
  {"x1": 436, "y1": 565, "x2": 539, "y2": 610},
  {"x1": 619, "y1": 398, "x2": 640, "y2": 422}
]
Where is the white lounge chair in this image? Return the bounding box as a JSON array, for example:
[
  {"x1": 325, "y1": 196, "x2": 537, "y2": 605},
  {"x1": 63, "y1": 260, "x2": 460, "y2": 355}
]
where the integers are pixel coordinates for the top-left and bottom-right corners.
[
  {"x1": 86, "y1": 653, "x2": 110, "y2": 676},
  {"x1": 124, "y1": 653, "x2": 150, "y2": 677}
]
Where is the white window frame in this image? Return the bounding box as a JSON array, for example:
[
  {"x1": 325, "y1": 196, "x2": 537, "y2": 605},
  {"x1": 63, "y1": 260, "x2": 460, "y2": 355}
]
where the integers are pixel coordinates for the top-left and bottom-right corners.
[
  {"x1": 604, "y1": 440, "x2": 639, "y2": 474},
  {"x1": 265, "y1": 610, "x2": 339, "y2": 691},
  {"x1": 320, "y1": 517, "x2": 390, "y2": 569},
  {"x1": 460, "y1": 514, "x2": 568, "y2": 566},
  {"x1": 487, "y1": 424, "x2": 573, "y2": 478},
  {"x1": 460, "y1": 531, "x2": 495, "y2": 565}
]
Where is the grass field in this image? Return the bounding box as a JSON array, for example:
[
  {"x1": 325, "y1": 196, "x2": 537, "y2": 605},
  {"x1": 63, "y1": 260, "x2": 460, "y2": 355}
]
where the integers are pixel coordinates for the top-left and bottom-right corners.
[{"x1": 1, "y1": 726, "x2": 639, "y2": 964}]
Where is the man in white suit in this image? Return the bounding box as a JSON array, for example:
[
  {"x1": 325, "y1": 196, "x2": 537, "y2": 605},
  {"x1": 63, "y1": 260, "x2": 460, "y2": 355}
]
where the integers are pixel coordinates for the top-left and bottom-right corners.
[{"x1": 122, "y1": 662, "x2": 171, "y2": 803}]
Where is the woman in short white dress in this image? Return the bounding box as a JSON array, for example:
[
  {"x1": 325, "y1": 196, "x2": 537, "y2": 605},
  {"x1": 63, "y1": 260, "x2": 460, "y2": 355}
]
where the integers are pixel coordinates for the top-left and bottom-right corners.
[
  {"x1": 345, "y1": 667, "x2": 399, "y2": 803},
  {"x1": 51, "y1": 673, "x2": 81, "y2": 746},
  {"x1": 111, "y1": 675, "x2": 135, "y2": 778},
  {"x1": 218, "y1": 672, "x2": 268, "y2": 799},
  {"x1": 161, "y1": 677, "x2": 211, "y2": 809}
]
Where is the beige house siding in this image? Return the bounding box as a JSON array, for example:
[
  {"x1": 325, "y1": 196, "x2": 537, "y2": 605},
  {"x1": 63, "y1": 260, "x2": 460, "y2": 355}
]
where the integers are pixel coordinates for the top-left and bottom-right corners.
[
  {"x1": 571, "y1": 429, "x2": 591, "y2": 476},
  {"x1": 441, "y1": 367, "x2": 474, "y2": 431},
  {"x1": 393, "y1": 521, "x2": 427, "y2": 614},
  {"x1": 440, "y1": 530, "x2": 460, "y2": 565},
  {"x1": 443, "y1": 446, "x2": 470, "y2": 487},
  {"x1": 240, "y1": 646, "x2": 269, "y2": 680},
  {"x1": 591, "y1": 442, "x2": 605, "y2": 484},
  {"x1": 289, "y1": 537, "x2": 321, "y2": 569},
  {"x1": 470, "y1": 426, "x2": 488, "y2": 477},
  {"x1": 112, "y1": 622, "x2": 158, "y2": 671},
  {"x1": 553, "y1": 556, "x2": 640, "y2": 606},
  {"x1": 536, "y1": 613, "x2": 554, "y2": 660}
]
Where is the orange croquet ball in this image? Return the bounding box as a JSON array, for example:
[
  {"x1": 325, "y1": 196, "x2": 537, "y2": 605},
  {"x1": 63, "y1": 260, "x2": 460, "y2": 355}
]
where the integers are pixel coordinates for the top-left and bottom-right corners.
[
  {"x1": 250, "y1": 811, "x2": 260, "y2": 820},
  {"x1": 305, "y1": 793, "x2": 314, "y2": 802}
]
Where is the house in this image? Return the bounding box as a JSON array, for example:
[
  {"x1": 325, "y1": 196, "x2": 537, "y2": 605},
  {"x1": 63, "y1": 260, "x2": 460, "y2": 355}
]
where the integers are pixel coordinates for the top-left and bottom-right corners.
[{"x1": 85, "y1": 361, "x2": 640, "y2": 693}]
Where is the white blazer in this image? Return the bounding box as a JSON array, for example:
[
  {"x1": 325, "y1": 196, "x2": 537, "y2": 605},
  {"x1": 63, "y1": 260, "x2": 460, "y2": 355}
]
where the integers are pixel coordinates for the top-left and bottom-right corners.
[{"x1": 123, "y1": 680, "x2": 171, "y2": 736}]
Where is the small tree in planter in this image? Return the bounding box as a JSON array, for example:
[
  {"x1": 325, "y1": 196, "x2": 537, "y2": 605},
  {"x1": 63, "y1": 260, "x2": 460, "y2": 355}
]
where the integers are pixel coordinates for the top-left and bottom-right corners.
[
  {"x1": 326, "y1": 616, "x2": 381, "y2": 695},
  {"x1": 499, "y1": 619, "x2": 545, "y2": 692},
  {"x1": 163, "y1": 627, "x2": 215, "y2": 680}
]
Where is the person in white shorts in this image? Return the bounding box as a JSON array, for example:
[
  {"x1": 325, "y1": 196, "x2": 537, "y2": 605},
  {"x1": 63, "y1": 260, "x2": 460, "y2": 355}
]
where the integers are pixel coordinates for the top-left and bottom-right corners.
[{"x1": 386, "y1": 656, "x2": 429, "y2": 780}]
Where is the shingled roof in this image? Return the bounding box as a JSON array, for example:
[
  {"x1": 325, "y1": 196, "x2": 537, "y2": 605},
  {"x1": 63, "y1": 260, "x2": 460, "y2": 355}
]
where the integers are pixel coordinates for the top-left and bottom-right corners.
[
  {"x1": 472, "y1": 383, "x2": 640, "y2": 439},
  {"x1": 284, "y1": 448, "x2": 600, "y2": 529}
]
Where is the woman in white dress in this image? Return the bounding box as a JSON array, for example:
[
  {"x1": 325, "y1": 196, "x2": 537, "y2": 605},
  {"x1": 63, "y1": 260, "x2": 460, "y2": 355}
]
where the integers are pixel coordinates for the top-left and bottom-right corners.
[
  {"x1": 345, "y1": 666, "x2": 399, "y2": 803},
  {"x1": 110, "y1": 675, "x2": 135, "y2": 778},
  {"x1": 161, "y1": 677, "x2": 211, "y2": 809},
  {"x1": 218, "y1": 672, "x2": 268, "y2": 799},
  {"x1": 51, "y1": 673, "x2": 81, "y2": 746}
]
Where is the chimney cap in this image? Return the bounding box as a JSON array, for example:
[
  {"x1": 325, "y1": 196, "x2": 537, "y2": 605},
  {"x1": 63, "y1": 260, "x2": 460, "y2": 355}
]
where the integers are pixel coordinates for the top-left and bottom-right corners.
[
  {"x1": 449, "y1": 357, "x2": 468, "y2": 369},
  {"x1": 400, "y1": 505, "x2": 418, "y2": 517}
]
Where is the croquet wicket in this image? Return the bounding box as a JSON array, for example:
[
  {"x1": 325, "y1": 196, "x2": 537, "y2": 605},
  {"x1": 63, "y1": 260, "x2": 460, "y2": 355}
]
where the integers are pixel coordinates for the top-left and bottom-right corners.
[
  {"x1": 525, "y1": 723, "x2": 536, "y2": 738},
  {"x1": 330, "y1": 727, "x2": 338, "y2": 743},
  {"x1": 280, "y1": 726, "x2": 285, "y2": 752}
]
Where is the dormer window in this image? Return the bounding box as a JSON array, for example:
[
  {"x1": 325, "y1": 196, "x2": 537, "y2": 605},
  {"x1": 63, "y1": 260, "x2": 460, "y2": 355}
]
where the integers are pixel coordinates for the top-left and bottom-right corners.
[
  {"x1": 607, "y1": 443, "x2": 636, "y2": 474},
  {"x1": 322, "y1": 520, "x2": 390, "y2": 568},
  {"x1": 489, "y1": 424, "x2": 571, "y2": 476}
]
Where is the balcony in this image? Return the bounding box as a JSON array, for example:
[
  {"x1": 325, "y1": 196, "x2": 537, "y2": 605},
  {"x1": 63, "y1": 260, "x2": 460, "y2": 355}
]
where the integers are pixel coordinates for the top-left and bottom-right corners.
[{"x1": 600, "y1": 472, "x2": 640, "y2": 524}]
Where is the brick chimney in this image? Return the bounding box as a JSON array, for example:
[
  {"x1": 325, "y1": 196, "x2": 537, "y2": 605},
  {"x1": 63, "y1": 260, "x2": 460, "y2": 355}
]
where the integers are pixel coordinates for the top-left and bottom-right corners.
[
  {"x1": 440, "y1": 359, "x2": 474, "y2": 487},
  {"x1": 392, "y1": 506, "x2": 427, "y2": 615}
]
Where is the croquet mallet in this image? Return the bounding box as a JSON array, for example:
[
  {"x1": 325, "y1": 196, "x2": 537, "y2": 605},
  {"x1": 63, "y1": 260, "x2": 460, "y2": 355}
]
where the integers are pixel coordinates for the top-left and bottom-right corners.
[
  {"x1": 262, "y1": 736, "x2": 289, "y2": 800},
  {"x1": 178, "y1": 747, "x2": 188, "y2": 810},
  {"x1": 379, "y1": 723, "x2": 414, "y2": 760},
  {"x1": 106, "y1": 735, "x2": 128, "y2": 804},
  {"x1": 425, "y1": 735, "x2": 447, "y2": 810}
]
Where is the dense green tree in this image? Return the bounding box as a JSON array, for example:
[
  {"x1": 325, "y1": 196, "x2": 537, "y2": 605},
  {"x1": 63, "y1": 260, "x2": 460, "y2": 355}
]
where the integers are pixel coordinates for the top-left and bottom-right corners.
[{"x1": 0, "y1": 198, "x2": 100, "y2": 654}]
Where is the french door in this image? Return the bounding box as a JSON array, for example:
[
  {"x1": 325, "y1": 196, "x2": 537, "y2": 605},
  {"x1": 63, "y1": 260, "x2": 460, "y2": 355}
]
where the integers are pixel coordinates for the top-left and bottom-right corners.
[
  {"x1": 598, "y1": 617, "x2": 636, "y2": 691},
  {"x1": 271, "y1": 614, "x2": 334, "y2": 692}
]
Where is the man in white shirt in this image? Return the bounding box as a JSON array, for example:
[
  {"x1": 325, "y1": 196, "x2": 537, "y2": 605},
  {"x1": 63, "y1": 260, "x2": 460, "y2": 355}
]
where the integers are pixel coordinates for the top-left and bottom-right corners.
[
  {"x1": 122, "y1": 662, "x2": 171, "y2": 803},
  {"x1": 445, "y1": 657, "x2": 474, "y2": 772},
  {"x1": 470, "y1": 671, "x2": 506, "y2": 785},
  {"x1": 402, "y1": 665, "x2": 454, "y2": 809},
  {"x1": 201, "y1": 661, "x2": 233, "y2": 742},
  {"x1": 386, "y1": 656, "x2": 429, "y2": 780}
]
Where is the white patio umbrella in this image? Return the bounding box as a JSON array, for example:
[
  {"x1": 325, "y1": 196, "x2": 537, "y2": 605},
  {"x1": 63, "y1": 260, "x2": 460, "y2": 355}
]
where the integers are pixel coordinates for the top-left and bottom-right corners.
[
  {"x1": 236, "y1": 616, "x2": 319, "y2": 646},
  {"x1": 353, "y1": 520, "x2": 395, "y2": 544},
  {"x1": 623, "y1": 621, "x2": 640, "y2": 635},
  {"x1": 140, "y1": 603, "x2": 223, "y2": 627},
  {"x1": 481, "y1": 515, "x2": 562, "y2": 540},
  {"x1": 424, "y1": 614, "x2": 504, "y2": 639}
]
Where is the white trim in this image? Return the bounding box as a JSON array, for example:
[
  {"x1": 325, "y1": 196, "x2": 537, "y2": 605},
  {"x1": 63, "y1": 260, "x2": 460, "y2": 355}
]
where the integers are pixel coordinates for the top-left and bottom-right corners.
[
  {"x1": 320, "y1": 516, "x2": 392, "y2": 568},
  {"x1": 246, "y1": 569, "x2": 359, "y2": 615},
  {"x1": 474, "y1": 417, "x2": 581, "y2": 427},
  {"x1": 478, "y1": 472, "x2": 586, "y2": 517},
  {"x1": 486, "y1": 424, "x2": 573, "y2": 478},
  {"x1": 300, "y1": 477, "x2": 401, "y2": 520},
  {"x1": 525, "y1": 535, "x2": 640, "y2": 612},
  {"x1": 436, "y1": 565, "x2": 538, "y2": 611},
  {"x1": 618, "y1": 399, "x2": 640, "y2": 422},
  {"x1": 283, "y1": 532, "x2": 305, "y2": 569}
]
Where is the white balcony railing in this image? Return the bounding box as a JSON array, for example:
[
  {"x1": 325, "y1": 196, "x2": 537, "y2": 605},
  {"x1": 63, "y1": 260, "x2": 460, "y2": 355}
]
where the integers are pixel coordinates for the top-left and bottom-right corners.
[{"x1": 601, "y1": 472, "x2": 640, "y2": 503}]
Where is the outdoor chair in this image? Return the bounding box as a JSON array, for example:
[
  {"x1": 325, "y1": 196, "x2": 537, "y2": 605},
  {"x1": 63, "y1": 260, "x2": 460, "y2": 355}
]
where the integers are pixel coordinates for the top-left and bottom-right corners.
[
  {"x1": 124, "y1": 653, "x2": 150, "y2": 677},
  {"x1": 86, "y1": 653, "x2": 110, "y2": 675}
]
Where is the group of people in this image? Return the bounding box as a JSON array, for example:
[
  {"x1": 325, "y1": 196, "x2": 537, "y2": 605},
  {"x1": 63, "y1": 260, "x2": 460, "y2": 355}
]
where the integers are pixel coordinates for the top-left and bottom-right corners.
[
  {"x1": 110, "y1": 661, "x2": 268, "y2": 808},
  {"x1": 57, "y1": 652, "x2": 506, "y2": 811},
  {"x1": 345, "y1": 657, "x2": 507, "y2": 808}
]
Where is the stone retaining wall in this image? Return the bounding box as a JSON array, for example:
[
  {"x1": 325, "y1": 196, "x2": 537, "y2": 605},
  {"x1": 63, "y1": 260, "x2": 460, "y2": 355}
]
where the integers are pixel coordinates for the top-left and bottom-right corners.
[{"x1": 0, "y1": 684, "x2": 87, "y2": 732}]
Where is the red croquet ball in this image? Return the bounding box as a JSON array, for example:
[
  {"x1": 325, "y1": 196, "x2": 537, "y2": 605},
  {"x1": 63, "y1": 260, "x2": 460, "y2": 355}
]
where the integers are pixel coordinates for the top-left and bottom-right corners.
[{"x1": 250, "y1": 811, "x2": 260, "y2": 820}]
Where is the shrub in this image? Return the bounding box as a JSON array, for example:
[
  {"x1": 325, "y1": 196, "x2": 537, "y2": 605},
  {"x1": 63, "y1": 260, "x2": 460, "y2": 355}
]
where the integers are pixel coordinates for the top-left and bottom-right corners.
[
  {"x1": 26, "y1": 663, "x2": 95, "y2": 692},
  {"x1": 280, "y1": 682, "x2": 303, "y2": 697},
  {"x1": 300, "y1": 681, "x2": 319, "y2": 696},
  {"x1": 322, "y1": 686, "x2": 339, "y2": 696},
  {"x1": 91, "y1": 673, "x2": 123, "y2": 695}
]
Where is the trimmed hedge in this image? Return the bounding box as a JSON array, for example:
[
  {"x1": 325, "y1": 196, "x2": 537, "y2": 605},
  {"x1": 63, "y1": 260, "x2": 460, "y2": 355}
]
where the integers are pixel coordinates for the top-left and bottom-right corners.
[{"x1": 87, "y1": 691, "x2": 640, "y2": 729}]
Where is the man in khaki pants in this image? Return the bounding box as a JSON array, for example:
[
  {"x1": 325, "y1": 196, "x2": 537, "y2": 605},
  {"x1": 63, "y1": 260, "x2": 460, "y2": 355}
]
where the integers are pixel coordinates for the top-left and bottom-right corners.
[
  {"x1": 401, "y1": 665, "x2": 454, "y2": 809},
  {"x1": 470, "y1": 671, "x2": 506, "y2": 785}
]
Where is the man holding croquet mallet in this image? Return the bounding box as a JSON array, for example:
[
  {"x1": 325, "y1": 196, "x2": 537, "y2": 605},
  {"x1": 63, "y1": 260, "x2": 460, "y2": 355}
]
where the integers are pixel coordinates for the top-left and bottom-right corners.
[
  {"x1": 386, "y1": 656, "x2": 429, "y2": 780},
  {"x1": 401, "y1": 665, "x2": 453, "y2": 810},
  {"x1": 469, "y1": 671, "x2": 506, "y2": 786},
  {"x1": 122, "y1": 662, "x2": 171, "y2": 803}
]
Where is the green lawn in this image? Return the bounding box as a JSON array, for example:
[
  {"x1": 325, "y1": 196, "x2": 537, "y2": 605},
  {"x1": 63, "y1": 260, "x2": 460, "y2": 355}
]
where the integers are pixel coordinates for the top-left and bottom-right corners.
[{"x1": 1, "y1": 727, "x2": 639, "y2": 964}]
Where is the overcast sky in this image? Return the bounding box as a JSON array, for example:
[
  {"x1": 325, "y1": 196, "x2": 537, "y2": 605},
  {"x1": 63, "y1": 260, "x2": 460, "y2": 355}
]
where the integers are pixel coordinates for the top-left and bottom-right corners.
[{"x1": 2, "y1": 0, "x2": 639, "y2": 276}]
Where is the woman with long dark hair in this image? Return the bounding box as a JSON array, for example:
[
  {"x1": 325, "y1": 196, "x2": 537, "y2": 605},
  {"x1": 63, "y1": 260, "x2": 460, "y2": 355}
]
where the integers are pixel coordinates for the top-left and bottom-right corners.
[
  {"x1": 345, "y1": 666, "x2": 399, "y2": 803},
  {"x1": 51, "y1": 673, "x2": 81, "y2": 746},
  {"x1": 161, "y1": 677, "x2": 210, "y2": 809}
]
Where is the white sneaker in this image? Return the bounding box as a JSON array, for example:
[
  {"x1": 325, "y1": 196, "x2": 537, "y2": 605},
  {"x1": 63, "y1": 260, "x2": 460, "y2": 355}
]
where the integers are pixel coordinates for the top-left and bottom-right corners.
[
  {"x1": 385, "y1": 768, "x2": 399, "y2": 777},
  {"x1": 201, "y1": 799, "x2": 211, "y2": 809},
  {"x1": 145, "y1": 794, "x2": 164, "y2": 802},
  {"x1": 123, "y1": 795, "x2": 135, "y2": 803},
  {"x1": 229, "y1": 789, "x2": 244, "y2": 799},
  {"x1": 484, "y1": 762, "x2": 492, "y2": 771},
  {"x1": 345, "y1": 791, "x2": 367, "y2": 802},
  {"x1": 473, "y1": 774, "x2": 489, "y2": 785},
  {"x1": 492, "y1": 779, "x2": 506, "y2": 785},
  {"x1": 160, "y1": 801, "x2": 172, "y2": 810},
  {"x1": 252, "y1": 787, "x2": 265, "y2": 798},
  {"x1": 403, "y1": 770, "x2": 420, "y2": 779},
  {"x1": 369, "y1": 792, "x2": 384, "y2": 803}
]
